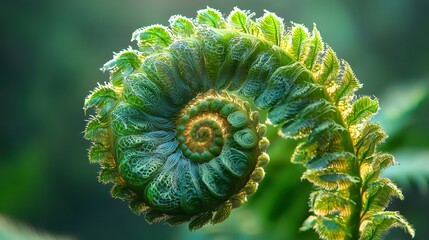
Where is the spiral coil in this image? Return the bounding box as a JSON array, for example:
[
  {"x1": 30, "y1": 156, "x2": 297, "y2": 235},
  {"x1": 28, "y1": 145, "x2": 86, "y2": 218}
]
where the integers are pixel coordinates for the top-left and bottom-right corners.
[{"x1": 84, "y1": 7, "x2": 414, "y2": 238}]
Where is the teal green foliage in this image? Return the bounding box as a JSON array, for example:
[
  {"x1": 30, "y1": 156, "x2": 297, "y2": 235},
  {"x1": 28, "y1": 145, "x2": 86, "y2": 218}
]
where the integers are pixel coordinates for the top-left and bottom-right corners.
[
  {"x1": 84, "y1": 85, "x2": 117, "y2": 121},
  {"x1": 290, "y1": 24, "x2": 309, "y2": 60},
  {"x1": 119, "y1": 153, "x2": 165, "y2": 188},
  {"x1": 227, "y1": 8, "x2": 259, "y2": 35},
  {"x1": 197, "y1": 7, "x2": 226, "y2": 29},
  {"x1": 84, "y1": 7, "x2": 414, "y2": 238},
  {"x1": 132, "y1": 25, "x2": 172, "y2": 53},
  {"x1": 302, "y1": 26, "x2": 323, "y2": 70},
  {"x1": 169, "y1": 15, "x2": 195, "y2": 37},
  {"x1": 346, "y1": 96, "x2": 379, "y2": 126},
  {"x1": 101, "y1": 49, "x2": 141, "y2": 87},
  {"x1": 256, "y1": 11, "x2": 284, "y2": 46}
]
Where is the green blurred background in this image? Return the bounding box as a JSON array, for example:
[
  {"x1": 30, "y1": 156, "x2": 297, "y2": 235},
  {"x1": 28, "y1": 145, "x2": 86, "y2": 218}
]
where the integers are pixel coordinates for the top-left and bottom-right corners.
[{"x1": 1, "y1": 0, "x2": 428, "y2": 239}]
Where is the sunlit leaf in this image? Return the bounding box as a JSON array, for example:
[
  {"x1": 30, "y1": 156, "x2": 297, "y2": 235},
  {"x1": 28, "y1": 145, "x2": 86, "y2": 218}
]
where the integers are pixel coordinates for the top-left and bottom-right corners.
[
  {"x1": 360, "y1": 211, "x2": 415, "y2": 239},
  {"x1": 227, "y1": 7, "x2": 259, "y2": 35},
  {"x1": 355, "y1": 123, "x2": 387, "y2": 161},
  {"x1": 197, "y1": 7, "x2": 226, "y2": 28},
  {"x1": 310, "y1": 191, "x2": 352, "y2": 217},
  {"x1": 84, "y1": 118, "x2": 110, "y2": 146},
  {"x1": 101, "y1": 49, "x2": 141, "y2": 87},
  {"x1": 362, "y1": 178, "x2": 403, "y2": 217},
  {"x1": 169, "y1": 15, "x2": 195, "y2": 37},
  {"x1": 303, "y1": 169, "x2": 359, "y2": 191},
  {"x1": 302, "y1": 25, "x2": 323, "y2": 70},
  {"x1": 314, "y1": 216, "x2": 346, "y2": 240},
  {"x1": 305, "y1": 152, "x2": 354, "y2": 170},
  {"x1": 333, "y1": 61, "x2": 361, "y2": 103},
  {"x1": 346, "y1": 96, "x2": 379, "y2": 126},
  {"x1": 132, "y1": 25, "x2": 172, "y2": 53},
  {"x1": 110, "y1": 184, "x2": 133, "y2": 200},
  {"x1": 256, "y1": 11, "x2": 285, "y2": 46},
  {"x1": 290, "y1": 24, "x2": 309, "y2": 60},
  {"x1": 317, "y1": 46, "x2": 339, "y2": 85}
]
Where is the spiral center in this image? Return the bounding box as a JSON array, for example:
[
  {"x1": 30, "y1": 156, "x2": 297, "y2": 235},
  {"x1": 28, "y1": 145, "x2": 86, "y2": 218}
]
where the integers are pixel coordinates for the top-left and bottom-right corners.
[
  {"x1": 195, "y1": 127, "x2": 210, "y2": 141},
  {"x1": 178, "y1": 111, "x2": 229, "y2": 163},
  {"x1": 176, "y1": 90, "x2": 260, "y2": 165}
]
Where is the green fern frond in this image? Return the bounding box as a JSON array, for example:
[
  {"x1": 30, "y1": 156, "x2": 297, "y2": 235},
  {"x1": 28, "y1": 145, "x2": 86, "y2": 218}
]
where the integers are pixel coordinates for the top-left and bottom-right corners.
[
  {"x1": 305, "y1": 151, "x2": 355, "y2": 170},
  {"x1": 98, "y1": 167, "x2": 119, "y2": 184},
  {"x1": 289, "y1": 23, "x2": 310, "y2": 60},
  {"x1": 102, "y1": 49, "x2": 141, "y2": 87},
  {"x1": 314, "y1": 216, "x2": 347, "y2": 240},
  {"x1": 333, "y1": 61, "x2": 362, "y2": 104},
  {"x1": 346, "y1": 96, "x2": 379, "y2": 126},
  {"x1": 310, "y1": 191, "x2": 354, "y2": 217},
  {"x1": 316, "y1": 46, "x2": 339, "y2": 86},
  {"x1": 84, "y1": 84, "x2": 117, "y2": 119},
  {"x1": 301, "y1": 25, "x2": 323, "y2": 71},
  {"x1": 84, "y1": 117, "x2": 109, "y2": 146},
  {"x1": 196, "y1": 7, "x2": 226, "y2": 29},
  {"x1": 360, "y1": 211, "x2": 415, "y2": 240},
  {"x1": 84, "y1": 7, "x2": 414, "y2": 239},
  {"x1": 227, "y1": 8, "x2": 259, "y2": 35},
  {"x1": 303, "y1": 169, "x2": 359, "y2": 191},
  {"x1": 169, "y1": 15, "x2": 195, "y2": 37},
  {"x1": 110, "y1": 184, "x2": 133, "y2": 200},
  {"x1": 355, "y1": 123, "x2": 387, "y2": 161},
  {"x1": 256, "y1": 10, "x2": 285, "y2": 47},
  {"x1": 132, "y1": 25, "x2": 172, "y2": 53},
  {"x1": 362, "y1": 178, "x2": 404, "y2": 218}
]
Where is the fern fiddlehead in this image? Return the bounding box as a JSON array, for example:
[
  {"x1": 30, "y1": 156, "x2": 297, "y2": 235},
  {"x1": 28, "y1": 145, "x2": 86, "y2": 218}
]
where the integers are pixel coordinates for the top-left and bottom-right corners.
[{"x1": 84, "y1": 7, "x2": 415, "y2": 239}]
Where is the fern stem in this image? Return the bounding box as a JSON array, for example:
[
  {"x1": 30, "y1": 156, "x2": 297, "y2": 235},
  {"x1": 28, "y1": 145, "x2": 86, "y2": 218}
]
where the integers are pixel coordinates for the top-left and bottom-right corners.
[
  {"x1": 348, "y1": 178, "x2": 362, "y2": 239},
  {"x1": 308, "y1": 70, "x2": 362, "y2": 239}
]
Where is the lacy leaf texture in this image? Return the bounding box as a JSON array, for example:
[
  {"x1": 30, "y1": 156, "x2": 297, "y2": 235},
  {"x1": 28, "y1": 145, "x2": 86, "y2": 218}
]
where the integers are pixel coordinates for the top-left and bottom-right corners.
[{"x1": 84, "y1": 7, "x2": 414, "y2": 240}]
